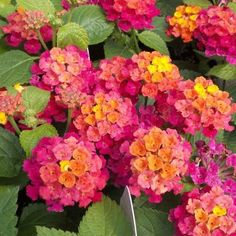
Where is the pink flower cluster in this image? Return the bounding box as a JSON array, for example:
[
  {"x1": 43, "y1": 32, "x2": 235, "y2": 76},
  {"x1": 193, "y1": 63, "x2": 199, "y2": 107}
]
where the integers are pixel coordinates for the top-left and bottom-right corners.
[
  {"x1": 31, "y1": 46, "x2": 93, "y2": 108},
  {"x1": 97, "y1": 56, "x2": 141, "y2": 101},
  {"x1": 189, "y1": 140, "x2": 236, "y2": 201},
  {"x1": 99, "y1": 0, "x2": 160, "y2": 31},
  {"x1": 2, "y1": 9, "x2": 52, "y2": 54},
  {"x1": 128, "y1": 126, "x2": 192, "y2": 203},
  {"x1": 194, "y1": 6, "x2": 236, "y2": 64},
  {"x1": 169, "y1": 187, "x2": 236, "y2": 236},
  {"x1": 23, "y1": 134, "x2": 109, "y2": 211}
]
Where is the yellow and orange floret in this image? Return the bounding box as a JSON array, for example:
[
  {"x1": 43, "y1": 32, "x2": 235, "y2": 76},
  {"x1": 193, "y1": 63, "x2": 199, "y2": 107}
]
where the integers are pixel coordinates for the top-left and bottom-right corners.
[
  {"x1": 128, "y1": 127, "x2": 192, "y2": 202},
  {"x1": 167, "y1": 5, "x2": 201, "y2": 42},
  {"x1": 130, "y1": 51, "x2": 182, "y2": 98}
]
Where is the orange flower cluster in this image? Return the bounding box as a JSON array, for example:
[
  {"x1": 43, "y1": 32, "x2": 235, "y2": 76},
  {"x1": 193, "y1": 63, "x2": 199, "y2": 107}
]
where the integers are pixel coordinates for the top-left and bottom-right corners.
[
  {"x1": 128, "y1": 127, "x2": 191, "y2": 202},
  {"x1": 167, "y1": 5, "x2": 201, "y2": 42},
  {"x1": 73, "y1": 91, "x2": 138, "y2": 142},
  {"x1": 131, "y1": 51, "x2": 182, "y2": 98},
  {"x1": 175, "y1": 77, "x2": 236, "y2": 136}
]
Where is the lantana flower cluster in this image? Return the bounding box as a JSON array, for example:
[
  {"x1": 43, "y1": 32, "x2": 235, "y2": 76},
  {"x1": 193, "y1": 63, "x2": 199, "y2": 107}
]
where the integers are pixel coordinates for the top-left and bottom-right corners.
[
  {"x1": 0, "y1": 90, "x2": 25, "y2": 125},
  {"x1": 167, "y1": 5, "x2": 201, "y2": 42},
  {"x1": 169, "y1": 187, "x2": 236, "y2": 236},
  {"x1": 130, "y1": 51, "x2": 182, "y2": 98},
  {"x1": 99, "y1": 0, "x2": 160, "y2": 31},
  {"x1": 174, "y1": 77, "x2": 236, "y2": 137},
  {"x1": 194, "y1": 6, "x2": 236, "y2": 64},
  {"x1": 23, "y1": 134, "x2": 109, "y2": 211},
  {"x1": 31, "y1": 46, "x2": 93, "y2": 108},
  {"x1": 128, "y1": 126, "x2": 192, "y2": 203},
  {"x1": 2, "y1": 8, "x2": 52, "y2": 54},
  {"x1": 189, "y1": 140, "x2": 236, "y2": 200},
  {"x1": 167, "y1": 5, "x2": 236, "y2": 64},
  {"x1": 73, "y1": 91, "x2": 138, "y2": 146}
]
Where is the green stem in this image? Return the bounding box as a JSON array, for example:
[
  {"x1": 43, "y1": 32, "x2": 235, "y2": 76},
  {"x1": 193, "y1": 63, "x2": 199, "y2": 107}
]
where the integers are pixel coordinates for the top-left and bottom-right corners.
[
  {"x1": 222, "y1": 80, "x2": 226, "y2": 91},
  {"x1": 8, "y1": 116, "x2": 21, "y2": 135},
  {"x1": 52, "y1": 27, "x2": 57, "y2": 47},
  {"x1": 131, "y1": 29, "x2": 140, "y2": 54},
  {"x1": 37, "y1": 30, "x2": 48, "y2": 51},
  {"x1": 144, "y1": 97, "x2": 148, "y2": 108},
  {"x1": 65, "y1": 108, "x2": 72, "y2": 133}
]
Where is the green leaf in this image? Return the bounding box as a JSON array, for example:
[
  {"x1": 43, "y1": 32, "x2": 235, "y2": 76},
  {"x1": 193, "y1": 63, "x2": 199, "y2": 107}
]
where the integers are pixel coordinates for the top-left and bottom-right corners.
[
  {"x1": 151, "y1": 17, "x2": 172, "y2": 42},
  {"x1": 79, "y1": 196, "x2": 132, "y2": 236},
  {"x1": 229, "y1": 2, "x2": 236, "y2": 13},
  {"x1": 57, "y1": 22, "x2": 88, "y2": 50},
  {"x1": 20, "y1": 124, "x2": 58, "y2": 156},
  {"x1": 207, "y1": 64, "x2": 236, "y2": 80},
  {"x1": 135, "y1": 207, "x2": 174, "y2": 236},
  {"x1": 0, "y1": 1, "x2": 15, "y2": 18},
  {"x1": 138, "y1": 31, "x2": 169, "y2": 55},
  {"x1": 0, "y1": 38, "x2": 12, "y2": 55},
  {"x1": 156, "y1": 0, "x2": 183, "y2": 15},
  {"x1": 0, "y1": 185, "x2": 19, "y2": 236},
  {"x1": 22, "y1": 86, "x2": 50, "y2": 114},
  {"x1": 0, "y1": 171, "x2": 28, "y2": 188},
  {"x1": 16, "y1": 0, "x2": 55, "y2": 15},
  {"x1": 134, "y1": 192, "x2": 181, "y2": 213},
  {"x1": 104, "y1": 38, "x2": 133, "y2": 58},
  {"x1": 0, "y1": 127, "x2": 25, "y2": 177},
  {"x1": 51, "y1": 0, "x2": 63, "y2": 11},
  {"x1": 0, "y1": 50, "x2": 34, "y2": 88},
  {"x1": 183, "y1": 0, "x2": 211, "y2": 8},
  {"x1": 18, "y1": 204, "x2": 74, "y2": 236},
  {"x1": 180, "y1": 69, "x2": 201, "y2": 80},
  {"x1": 224, "y1": 130, "x2": 236, "y2": 152},
  {"x1": 67, "y1": 5, "x2": 114, "y2": 45},
  {"x1": 36, "y1": 227, "x2": 77, "y2": 236},
  {"x1": 0, "y1": 20, "x2": 6, "y2": 39}
]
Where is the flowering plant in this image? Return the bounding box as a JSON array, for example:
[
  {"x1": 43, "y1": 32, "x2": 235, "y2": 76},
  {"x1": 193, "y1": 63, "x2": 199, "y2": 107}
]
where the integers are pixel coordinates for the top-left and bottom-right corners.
[{"x1": 1, "y1": 0, "x2": 236, "y2": 235}]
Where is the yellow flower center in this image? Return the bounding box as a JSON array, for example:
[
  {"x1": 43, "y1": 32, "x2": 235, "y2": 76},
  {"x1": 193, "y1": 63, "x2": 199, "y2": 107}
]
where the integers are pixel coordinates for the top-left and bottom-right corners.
[
  {"x1": 60, "y1": 160, "x2": 70, "y2": 172},
  {"x1": 0, "y1": 112, "x2": 7, "y2": 125},
  {"x1": 207, "y1": 84, "x2": 219, "y2": 95},
  {"x1": 14, "y1": 83, "x2": 24, "y2": 93},
  {"x1": 194, "y1": 83, "x2": 207, "y2": 98},
  {"x1": 213, "y1": 205, "x2": 227, "y2": 217}
]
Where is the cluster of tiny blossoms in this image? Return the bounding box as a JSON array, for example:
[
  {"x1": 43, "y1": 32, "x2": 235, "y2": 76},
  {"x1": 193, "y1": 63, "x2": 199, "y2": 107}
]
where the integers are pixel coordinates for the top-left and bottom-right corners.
[
  {"x1": 189, "y1": 140, "x2": 236, "y2": 200},
  {"x1": 1, "y1": 8, "x2": 52, "y2": 54},
  {"x1": 23, "y1": 134, "x2": 109, "y2": 211},
  {"x1": 99, "y1": 0, "x2": 160, "y2": 31},
  {"x1": 128, "y1": 127, "x2": 192, "y2": 203},
  {"x1": 167, "y1": 5, "x2": 236, "y2": 64},
  {"x1": 167, "y1": 5, "x2": 201, "y2": 42},
  {"x1": 175, "y1": 77, "x2": 236, "y2": 137},
  {"x1": 194, "y1": 6, "x2": 236, "y2": 64},
  {"x1": 32, "y1": 46, "x2": 93, "y2": 108},
  {"x1": 0, "y1": 90, "x2": 24, "y2": 125},
  {"x1": 169, "y1": 187, "x2": 236, "y2": 236},
  {"x1": 73, "y1": 91, "x2": 138, "y2": 146},
  {"x1": 130, "y1": 51, "x2": 182, "y2": 98}
]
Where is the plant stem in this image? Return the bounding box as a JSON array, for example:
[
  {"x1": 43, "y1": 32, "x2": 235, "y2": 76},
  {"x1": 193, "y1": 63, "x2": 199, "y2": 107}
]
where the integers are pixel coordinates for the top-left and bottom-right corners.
[
  {"x1": 222, "y1": 80, "x2": 226, "y2": 91},
  {"x1": 37, "y1": 30, "x2": 48, "y2": 51},
  {"x1": 131, "y1": 29, "x2": 140, "y2": 54},
  {"x1": 144, "y1": 97, "x2": 148, "y2": 108},
  {"x1": 65, "y1": 108, "x2": 72, "y2": 133},
  {"x1": 52, "y1": 27, "x2": 57, "y2": 47},
  {"x1": 8, "y1": 116, "x2": 21, "y2": 135}
]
